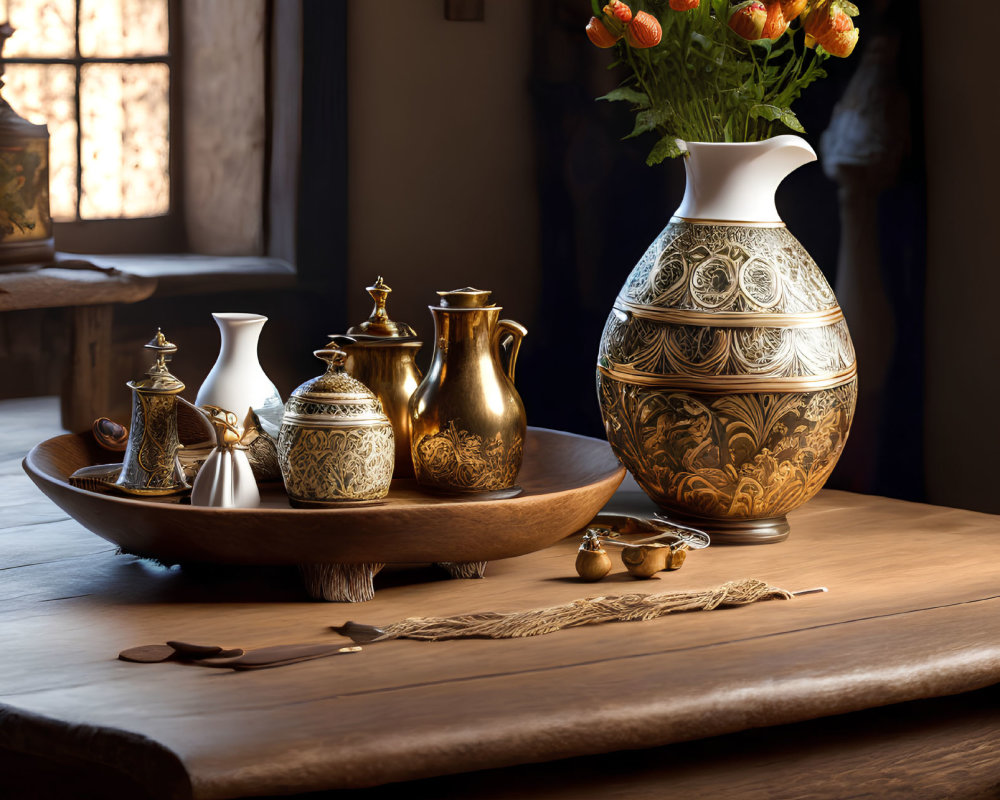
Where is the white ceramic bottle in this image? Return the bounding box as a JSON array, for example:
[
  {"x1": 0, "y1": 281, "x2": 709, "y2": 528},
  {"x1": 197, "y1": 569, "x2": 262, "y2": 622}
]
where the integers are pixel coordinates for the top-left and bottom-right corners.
[{"x1": 195, "y1": 313, "x2": 284, "y2": 435}]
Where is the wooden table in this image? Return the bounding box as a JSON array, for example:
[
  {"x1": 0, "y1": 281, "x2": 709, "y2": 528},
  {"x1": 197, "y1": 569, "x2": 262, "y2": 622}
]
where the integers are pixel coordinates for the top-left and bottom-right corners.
[{"x1": 1, "y1": 398, "x2": 999, "y2": 799}]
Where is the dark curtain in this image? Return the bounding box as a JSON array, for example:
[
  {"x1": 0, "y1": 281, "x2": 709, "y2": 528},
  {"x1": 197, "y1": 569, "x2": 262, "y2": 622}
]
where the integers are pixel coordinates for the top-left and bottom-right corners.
[{"x1": 520, "y1": 0, "x2": 926, "y2": 502}]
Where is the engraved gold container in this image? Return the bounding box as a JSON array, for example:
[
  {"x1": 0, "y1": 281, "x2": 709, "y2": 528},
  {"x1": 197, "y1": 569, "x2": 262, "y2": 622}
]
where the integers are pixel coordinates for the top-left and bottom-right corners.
[
  {"x1": 597, "y1": 137, "x2": 857, "y2": 544},
  {"x1": 409, "y1": 288, "x2": 527, "y2": 497},
  {"x1": 335, "y1": 277, "x2": 423, "y2": 478},
  {"x1": 115, "y1": 330, "x2": 190, "y2": 497},
  {"x1": 277, "y1": 348, "x2": 394, "y2": 507}
]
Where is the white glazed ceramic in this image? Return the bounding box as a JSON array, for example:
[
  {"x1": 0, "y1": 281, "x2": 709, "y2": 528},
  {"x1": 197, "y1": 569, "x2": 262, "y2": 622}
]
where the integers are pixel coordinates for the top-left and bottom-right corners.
[
  {"x1": 190, "y1": 446, "x2": 260, "y2": 508},
  {"x1": 195, "y1": 313, "x2": 284, "y2": 435},
  {"x1": 673, "y1": 135, "x2": 816, "y2": 222}
]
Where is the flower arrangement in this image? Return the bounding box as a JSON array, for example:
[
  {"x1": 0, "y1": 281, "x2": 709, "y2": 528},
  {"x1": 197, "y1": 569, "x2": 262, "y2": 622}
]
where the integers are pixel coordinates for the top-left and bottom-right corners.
[{"x1": 585, "y1": 0, "x2": 861, "y2": 162}]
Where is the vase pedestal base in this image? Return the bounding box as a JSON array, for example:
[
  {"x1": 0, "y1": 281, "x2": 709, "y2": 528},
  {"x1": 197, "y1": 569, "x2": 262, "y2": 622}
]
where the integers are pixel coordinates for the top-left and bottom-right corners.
[{"x1": 658, "y1": 513, "x2": 790, "y2": 545}]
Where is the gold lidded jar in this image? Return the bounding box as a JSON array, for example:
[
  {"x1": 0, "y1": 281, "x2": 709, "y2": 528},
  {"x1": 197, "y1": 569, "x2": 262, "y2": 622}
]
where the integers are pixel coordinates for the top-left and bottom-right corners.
[
  {"x1": 277, "y1": 347, "x2": 394, "y2": 507},
  {"x1": 332, "y1": 276, "x2": 423, "y2": 478},
  {"x1": 409, "y1": 287, "x2": 527, "y2": 498}
]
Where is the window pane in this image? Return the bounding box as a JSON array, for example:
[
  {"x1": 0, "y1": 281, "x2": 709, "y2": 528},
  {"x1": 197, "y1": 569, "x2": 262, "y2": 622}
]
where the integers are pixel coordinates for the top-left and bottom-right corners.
[
  {"x1": 0, "y1": 0, "x2": 76, "y2": 58},
  {"x1": 2, "y1": 64, "x2": 77, "y2": 220},
  {"x1": 80, "y1": 63, "x2": 169, "y2": 219},
  {"x1": 78, "y1": 0, "x2": 168, "y2": 58}
]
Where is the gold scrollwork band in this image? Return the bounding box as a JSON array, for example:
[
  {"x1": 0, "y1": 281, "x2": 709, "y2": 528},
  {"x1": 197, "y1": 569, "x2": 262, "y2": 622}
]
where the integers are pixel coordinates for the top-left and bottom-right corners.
[
  {"x1": 670, "y1": 216, "x2": 787, "y2": 228},
  {"x1": 598, "y1": 362, "x2": 858, "y2": 394},
  {"x1": 615, "y1": 301, "x2": 845, "y2": 330}
]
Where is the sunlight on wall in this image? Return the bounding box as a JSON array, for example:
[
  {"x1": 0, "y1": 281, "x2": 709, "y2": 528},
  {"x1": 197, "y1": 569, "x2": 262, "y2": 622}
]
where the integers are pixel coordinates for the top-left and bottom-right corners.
[{"x1": 0, "y1": 0, "x2": 169, "y2": 221}]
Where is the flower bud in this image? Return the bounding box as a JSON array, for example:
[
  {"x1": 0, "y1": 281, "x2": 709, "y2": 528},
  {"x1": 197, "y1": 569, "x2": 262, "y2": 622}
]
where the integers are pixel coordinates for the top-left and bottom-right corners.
[
  {"x1": 820, "y1": 24, "x2": 858, "y2": 57},
  {"x1": 625, "y1": 10, "x2": 663, "y2": 48},
  {"x1": 728, "y1": 1, "x2": 767, "y2": 41},
  {"x1": 669, "y1": 0, "x2": 700, "y2": 10},
  {"x1": 586, "y1": 15, "x2": 621, "y2": 48},
  {"x1": 802, "y1": 1, "x2": 858, "y2": 57},
  {"x1": 762, "y1": 2, "x2": 788, "y2": 39},
  {"x1": 779, "y1": 0, "x2": 807, "y2": 21},
  {"x1": 604, "y1": 0, "x2": 633, "y2": 24}
]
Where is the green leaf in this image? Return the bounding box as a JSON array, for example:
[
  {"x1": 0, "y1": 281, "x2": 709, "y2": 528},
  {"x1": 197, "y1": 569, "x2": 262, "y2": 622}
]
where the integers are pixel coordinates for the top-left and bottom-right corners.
[
  {"x1": 624, "y1": 106, "x2": 674, "y2": 139},
  {"x1": 646, "y1": 135, "x2": 684, "y2": 165},
  {"x1": 749, "y1": 103, "x2": 805, "y2": 133},
  {"x1": 597, "y1": 87, "x2": 651, "y2": 108}
]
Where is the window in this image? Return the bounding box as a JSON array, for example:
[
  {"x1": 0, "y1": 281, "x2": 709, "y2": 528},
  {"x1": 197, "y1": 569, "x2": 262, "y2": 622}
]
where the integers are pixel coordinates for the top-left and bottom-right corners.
[
  {"x1": 0, "y1": 0, "x2": 300, "y2": 263},
  {"x1": 1, "y1": 0, "x2": 171, "y2": 223}
]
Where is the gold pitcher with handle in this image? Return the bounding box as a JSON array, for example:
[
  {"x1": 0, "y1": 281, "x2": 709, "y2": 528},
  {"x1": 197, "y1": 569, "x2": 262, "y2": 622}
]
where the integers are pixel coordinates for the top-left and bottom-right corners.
[{"x1": 409, "y1": 287, "x2": 527, "y2": 497}]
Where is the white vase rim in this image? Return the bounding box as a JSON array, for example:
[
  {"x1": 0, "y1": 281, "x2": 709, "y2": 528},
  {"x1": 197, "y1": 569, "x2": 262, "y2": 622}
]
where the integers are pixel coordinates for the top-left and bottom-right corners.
[
  {"x1": 212, "y1": 312, "x2": 269, "y2": 324},
  {"x1": 673, "y1": 134, "x2": 816, "y2": 223},
  {"x1": 677, "y1": 134, "x2": 816, "y2": 153}
]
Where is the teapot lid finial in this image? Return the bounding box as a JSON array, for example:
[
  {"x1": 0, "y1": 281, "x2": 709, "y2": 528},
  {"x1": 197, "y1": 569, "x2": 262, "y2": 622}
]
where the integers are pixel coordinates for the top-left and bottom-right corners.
[{"x1": 346, "y1": 276, "x2": 418, "y2": 339}]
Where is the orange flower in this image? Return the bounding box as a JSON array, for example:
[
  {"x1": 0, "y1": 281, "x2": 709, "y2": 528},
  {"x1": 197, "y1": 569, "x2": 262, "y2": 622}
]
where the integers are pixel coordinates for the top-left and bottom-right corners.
[
  {"x1": 728, "y1": 1, "x2": 767, "y2": 41},
  {"x1": 669, "y1": 0, "x2": 700, "y2": 10},
  {"x1": 803, "y1": 1, "x2": 859, "y2": 58},
  {"x1": 762, "y1": 2, "x2": 788, "y2": 39},
  {"x1": 586, "y1": 15, "x2": 620, "y2": 48},
  {"x1": 604, "y1": 0, "x2": 633, "y2": 24},
  {"x1": 779, "y1": 0, "x2": 807, "y2": 21},
  {"x1": 625, "y1": 10, "x2": 662, "y2": 48},
  {"x1": 820, "y1": 24, "x2": 858, "y2": 56}
]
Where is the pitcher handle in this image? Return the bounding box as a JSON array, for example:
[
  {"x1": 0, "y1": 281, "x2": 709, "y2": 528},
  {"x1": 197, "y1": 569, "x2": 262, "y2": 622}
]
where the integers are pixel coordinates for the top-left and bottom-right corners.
[{"x1": 493, "y1": 319, "x2": 528, "y2": 383}]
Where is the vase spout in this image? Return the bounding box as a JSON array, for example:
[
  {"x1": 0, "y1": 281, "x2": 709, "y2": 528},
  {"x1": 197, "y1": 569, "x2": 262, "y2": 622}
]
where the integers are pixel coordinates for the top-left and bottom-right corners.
[{"x1": 674, "y1": 135, "x2": 817, "y2": 224}]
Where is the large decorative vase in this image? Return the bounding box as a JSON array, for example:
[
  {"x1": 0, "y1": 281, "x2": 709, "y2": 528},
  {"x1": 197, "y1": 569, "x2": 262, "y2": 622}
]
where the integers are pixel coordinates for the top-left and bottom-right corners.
[
  {"x1": 597, "y1": 135, "x2": 857, "y2": 544},
  {"x1": 195, "y1": 313, "x2": 284, "y2": 435}
]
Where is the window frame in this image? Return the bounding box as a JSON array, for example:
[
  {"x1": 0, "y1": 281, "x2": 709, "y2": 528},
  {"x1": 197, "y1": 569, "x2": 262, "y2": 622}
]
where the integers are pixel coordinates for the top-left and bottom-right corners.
[{"x1": 3, "y1": 0, "x2": 182, "y2": 252}]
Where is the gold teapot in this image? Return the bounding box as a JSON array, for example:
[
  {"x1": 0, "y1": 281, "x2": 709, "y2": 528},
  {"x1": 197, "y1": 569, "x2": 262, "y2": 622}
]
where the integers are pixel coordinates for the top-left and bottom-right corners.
[
  {"x1": 333, "y1": 277, "x2": 422, "y2": 478},
  {"x1": 409, "y1": 288, "x2": 527, "y2": 497}
]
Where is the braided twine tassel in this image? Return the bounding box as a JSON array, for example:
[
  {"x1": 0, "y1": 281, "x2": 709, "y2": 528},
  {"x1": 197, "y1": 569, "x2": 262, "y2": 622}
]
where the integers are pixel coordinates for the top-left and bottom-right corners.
[{"x1": 333, "y1": 578, "x2": 793, "y2": 643}]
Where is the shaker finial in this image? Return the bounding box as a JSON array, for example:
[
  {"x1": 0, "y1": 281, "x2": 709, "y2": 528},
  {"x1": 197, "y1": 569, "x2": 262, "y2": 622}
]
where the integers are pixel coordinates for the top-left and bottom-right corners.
[
  {"x1": 144, "y1": 328, "x2": 178, "y2": 375},
  {"x1": 314, "y1": 347, "x2": 348, "y2": 373}
]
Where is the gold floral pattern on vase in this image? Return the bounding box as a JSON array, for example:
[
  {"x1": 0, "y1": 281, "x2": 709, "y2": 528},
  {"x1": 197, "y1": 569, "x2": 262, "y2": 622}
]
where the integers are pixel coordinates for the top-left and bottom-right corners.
[
  {"x1": 598, "y1": 220, "x2": 857, "y2": 543},
  {"x1": 413, "y1": 422, "x2": 523, "y2": 493},
  {"x1": 599, "y1": 377, "x2": 855, "y2": 532},
  {"x1": 278, "y1": 425, "x2": 394, "y2": 505}
]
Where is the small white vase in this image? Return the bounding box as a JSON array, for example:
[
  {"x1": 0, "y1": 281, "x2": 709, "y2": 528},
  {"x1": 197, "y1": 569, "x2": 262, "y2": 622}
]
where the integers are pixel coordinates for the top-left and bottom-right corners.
[{"x1": 196, "y1": 313, "x2": 284, "y2": 435}]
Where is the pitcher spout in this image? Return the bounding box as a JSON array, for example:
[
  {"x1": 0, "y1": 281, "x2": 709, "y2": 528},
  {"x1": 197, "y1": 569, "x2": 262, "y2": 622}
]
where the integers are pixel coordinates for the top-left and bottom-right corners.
[{"x1": 673, "y1": 135, "x2": 817, "y2": 224}]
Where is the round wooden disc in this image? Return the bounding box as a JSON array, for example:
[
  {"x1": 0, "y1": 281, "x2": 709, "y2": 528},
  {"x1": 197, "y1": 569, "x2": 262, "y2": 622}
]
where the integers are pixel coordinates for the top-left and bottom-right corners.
[{"x1": 118, "y1": 644, "x2": 177, "y2": 663}]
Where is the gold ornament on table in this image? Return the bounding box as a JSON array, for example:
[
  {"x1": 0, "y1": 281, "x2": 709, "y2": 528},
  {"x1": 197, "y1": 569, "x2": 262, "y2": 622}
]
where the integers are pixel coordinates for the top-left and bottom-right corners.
[
  {"x1": 334, "y1": 276, "x2": 423, "y2": 478},
  {"x1": 114, "y1": 329, "x2": 189, "y2": 497},
  {"x1": 277, "y1": 346, "x2": 394, "y2": 507},
  {"x1": 409, "y1": 287, "x2": 528, "y2": 498}
]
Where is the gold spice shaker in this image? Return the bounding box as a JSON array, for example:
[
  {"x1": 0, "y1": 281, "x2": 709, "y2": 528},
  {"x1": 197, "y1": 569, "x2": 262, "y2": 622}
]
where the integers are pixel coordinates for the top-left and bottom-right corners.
[
  {"x1": 332, "y1": 276, "x2": 423, "y2": 478},
  {"x1": 277, "y1": 347, "x2": 394, "y2": 507},
  {"x1": 115, "y1": 329, "x2": 190, "y2": 496},
  {"x1": 409, "y1": 287, "x2": 527, "y2": 497}
]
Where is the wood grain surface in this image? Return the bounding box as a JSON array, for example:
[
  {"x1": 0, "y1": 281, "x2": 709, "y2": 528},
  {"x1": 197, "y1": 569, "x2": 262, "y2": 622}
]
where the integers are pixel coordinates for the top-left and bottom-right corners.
[{"x1": 1, "y1": 398, "x2": 999, "y2": 800}]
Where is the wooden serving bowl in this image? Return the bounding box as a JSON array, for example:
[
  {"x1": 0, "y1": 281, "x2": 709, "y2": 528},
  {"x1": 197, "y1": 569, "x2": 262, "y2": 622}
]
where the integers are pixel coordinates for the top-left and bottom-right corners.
[{"x1": 23, "y1": 428, "x2": 625, "y2": 600}]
